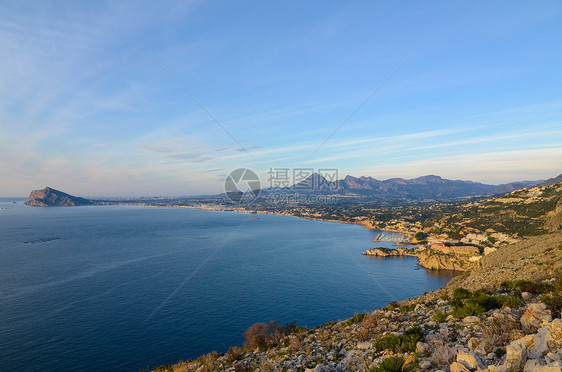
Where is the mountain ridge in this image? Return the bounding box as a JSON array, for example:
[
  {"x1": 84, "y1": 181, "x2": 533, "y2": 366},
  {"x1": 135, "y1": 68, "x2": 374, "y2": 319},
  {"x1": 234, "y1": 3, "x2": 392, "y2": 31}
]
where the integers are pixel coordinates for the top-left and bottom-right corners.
[{"x1": 261, "y1": 173, "x2": 542, "y2": 201}]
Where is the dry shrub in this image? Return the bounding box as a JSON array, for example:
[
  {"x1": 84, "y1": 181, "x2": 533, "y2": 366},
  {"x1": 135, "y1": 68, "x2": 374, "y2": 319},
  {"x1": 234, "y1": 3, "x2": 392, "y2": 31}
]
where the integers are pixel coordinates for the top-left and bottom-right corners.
[
  {"x1": 288, "y1": 335, "x2": 303, "y2": 352},
  {"x1": 358, "y1": 311, "x2": 385, "y2": 340},
  {"x1": 429, "y1": 339, "x2": 453, "y2": 367},
  {"x1": 481, "y1": 312, "x2": 521, "y2": 345},
  {"x1": 243, "y1": 321, "x2": 295, "y2": 350},
  {"x1": 258, "y1": 356, "x2": 277, "y2": 371},
  {"x1": 194, "y1": 352, "x2": 219, "y2": 372},
  {"x1": 225, "y1": 346, "x2": 244, "y2": 363},
  {"x1": 316, "y1": 329, "x2": 330, "y2": 344}
]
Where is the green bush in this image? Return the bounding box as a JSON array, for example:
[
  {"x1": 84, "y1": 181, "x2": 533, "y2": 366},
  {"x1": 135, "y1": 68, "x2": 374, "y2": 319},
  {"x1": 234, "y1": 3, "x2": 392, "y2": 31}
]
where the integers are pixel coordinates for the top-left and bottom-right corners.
[
  {"x1": 153, "y1": 364, "x2": 173, "y2": 372},
  {"x1": 415, "y1": 232, "x2": 428, "y2": 241},
  {"x1": 373, "y1": 327, "x2": 425, "y2": 353},
  {"x1": 543, "y1": 292, "x2": 562, "y2": 318},
  {"x1": 384, "y1": 301, "x2": 400, "y2": 311},
  {"x1": 449, "y1": 289, "x2": 503, "y2": 319},
  {"x1": 343, "y1": 313, "x2": 366, "y2": 326},
  {"x1": 433, "y1": 311, "x2": 448, "y2": 323},
  {"x1": 512, "y1": 280, "x2": 554, "y2": 294},
  {"x1": 495, "y1": 348, "x2": 506, "y2": 358},
  {"x1": 499, "y1": 293, "x2": 525, "y2": 309},
  {"x1": 292, "y1": 326, "x2": 307, "y2": 334},
  {"x1": 370, "y1": 356, "x2": 418, "y2": 372},
  {"x1": 399, "y1": 304, "x2": 416, "y2": 314}
]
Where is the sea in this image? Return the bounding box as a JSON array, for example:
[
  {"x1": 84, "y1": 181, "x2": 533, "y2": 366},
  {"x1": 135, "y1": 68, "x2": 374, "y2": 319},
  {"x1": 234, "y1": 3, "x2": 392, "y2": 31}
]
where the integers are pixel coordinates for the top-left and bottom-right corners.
[{"x1": 0, "y1": 198, "x2": 456, "y2": 371}]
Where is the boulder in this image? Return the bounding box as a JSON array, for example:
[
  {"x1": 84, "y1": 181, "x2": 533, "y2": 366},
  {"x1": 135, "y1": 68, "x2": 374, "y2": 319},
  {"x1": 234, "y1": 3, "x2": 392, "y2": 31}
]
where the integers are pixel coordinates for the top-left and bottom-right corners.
[
  {"x1": 468, "y1": 338, "x2": 479, "y2": 351},
  {"x1": 529, "y1": 319, "x2": 562, "y2": 358},
  {"x1": 546, "y1": 319, "x2": 562, "y2": 351},
  {"x1": 463, "y1": 316, "x2": 481, "y2": 324},
  {"x1": 419, "y1": 360, "x2": 433, "y2": 369},
  {"x1": 416, "y1": 341, "x2": 430, "y2": 354},
  {"x1": 457, "y1": 351, "x2": 481, "y2": 370},
  {"x1": 505, "y1": 339, "x2": 527, "y2": 372},
  {"x1": 521, "y1": 304, "x2": 552, "y2": 332},
  {"x1": 356, "y1": 342, "x2": 371, "y2": 350},
  {"x1": 475, "y1": 340, "x2": 493, "y2": 357},
  {"x1": 523, "y1": 359, "x2": 562, "y2": 372},
  {"x1": 450, "y1": 362, "x2": 472, "y2": 372},
  {"x1": 305, "y1": 365, "x2": 331, "y2": 372}
]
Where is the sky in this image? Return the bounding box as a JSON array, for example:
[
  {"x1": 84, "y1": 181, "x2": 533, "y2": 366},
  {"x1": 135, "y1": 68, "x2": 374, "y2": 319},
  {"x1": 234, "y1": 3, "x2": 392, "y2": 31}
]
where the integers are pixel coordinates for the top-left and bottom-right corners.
[{"x1": 1, "y1": 1, "x2": 562, "y2": 197}]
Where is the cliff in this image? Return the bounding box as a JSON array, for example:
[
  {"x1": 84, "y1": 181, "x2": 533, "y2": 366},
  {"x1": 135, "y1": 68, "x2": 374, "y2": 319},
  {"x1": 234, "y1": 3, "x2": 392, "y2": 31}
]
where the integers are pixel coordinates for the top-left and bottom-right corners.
[
  {"x1": 24, "y1": 187, "x2": 92, "y2": 207},
  {"x1": 362, "y1": 247, "x2": 413, "y2": 257},
  {"x1": 415, "y1": 248, "x2": 477, "y2": 271},
  {"x1": 363, "y1": 246, "x2": 477, "y2": 271}
]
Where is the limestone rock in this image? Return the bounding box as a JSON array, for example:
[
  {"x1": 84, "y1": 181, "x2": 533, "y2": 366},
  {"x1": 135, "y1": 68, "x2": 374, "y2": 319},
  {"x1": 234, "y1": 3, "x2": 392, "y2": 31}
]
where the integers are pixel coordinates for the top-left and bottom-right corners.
[
  {"x1": 356, "y1": 341, "x2": 371, "y2": 350},
  {"x1": 475, "y1": 340, "x2": 493, "y2": 357},
  {"x1": 521, "y1": 304, "x2": 552, "y2": 332},
  {"x1": 469, "y1": 337, "x2": 479, "y2": 351},
  {"x1": 457, "y1": 350, "x2": 481, "y2": 370},
  {"x1": 416, "y1": 341, "x2": 430, "y2": 354},
  {"x1": 530, "y1": 319, "x2": 562, "y2": 358},
  {"x1": 305, "y1": 365, "x2": 331, "y2": 372},
  {"x1": 464, "y1": 316, "x2": 482, "y2": 325},
  {"x1": 505, "y1": 339, "x2": 527, "y2": 372},
  {"x1": 523, "y1": 359, "x2": 562, "y2": 372},
  {"x1": 546, "y1": 319, "x2": 562, "y2": 351},
  {"x1": 451, "y1": 361, "x2": 472, "y2": 372},
  {"x1": 419, "y1": 360, "x2": 433, "y2": 369}
]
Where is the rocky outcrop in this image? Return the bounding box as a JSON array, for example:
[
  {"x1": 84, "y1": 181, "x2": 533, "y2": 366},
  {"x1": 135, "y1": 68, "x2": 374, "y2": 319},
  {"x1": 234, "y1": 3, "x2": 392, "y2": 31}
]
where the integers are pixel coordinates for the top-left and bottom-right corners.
[
  {"x1": 362, "y1": 247, "x2": 412, "y2": 257},
  {"x1": 521, "y1": 303, "x2": 552, "y2": 332},
  {"x1": 416, "y1": 248, "x2": 475, "y2": 271},
  {"x1": 24, "y1": 187, "x2": 92, "y2": 207},
  {"x1": 363, "y1": 246, "x2": 476, "y2": 271}
]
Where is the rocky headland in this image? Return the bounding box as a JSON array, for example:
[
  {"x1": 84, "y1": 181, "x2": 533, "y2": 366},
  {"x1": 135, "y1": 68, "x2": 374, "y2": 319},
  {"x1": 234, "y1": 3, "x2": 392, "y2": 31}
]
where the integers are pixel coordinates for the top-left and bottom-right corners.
[
  {"x1": 362, "y1": 247, "x2": 415, "y2": 257},
  {"x1": 363, "y1": 247, "x2": 477, "y2": 272},
  {"x1": 24, "y1": 187, "x2": 92, "y2": 207}
]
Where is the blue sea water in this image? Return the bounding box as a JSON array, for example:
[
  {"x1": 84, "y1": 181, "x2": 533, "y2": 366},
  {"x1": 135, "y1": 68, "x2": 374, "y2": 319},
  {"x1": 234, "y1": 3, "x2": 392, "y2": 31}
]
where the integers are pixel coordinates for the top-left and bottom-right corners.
[{"x1": 0, "y1": 199, "x2": 456, "y2": 371}]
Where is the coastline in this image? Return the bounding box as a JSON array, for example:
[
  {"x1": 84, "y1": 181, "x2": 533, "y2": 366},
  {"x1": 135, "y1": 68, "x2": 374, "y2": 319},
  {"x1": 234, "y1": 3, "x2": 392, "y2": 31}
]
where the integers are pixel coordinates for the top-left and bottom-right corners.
[{"x1": 165, "y1": 231, "x2": 562, "y2": 371}]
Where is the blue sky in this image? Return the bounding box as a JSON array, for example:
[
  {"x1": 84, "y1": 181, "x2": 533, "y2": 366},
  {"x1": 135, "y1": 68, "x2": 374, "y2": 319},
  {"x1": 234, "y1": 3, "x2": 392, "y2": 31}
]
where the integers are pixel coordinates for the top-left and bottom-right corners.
[{"x1": 1, "y1": 1, "x2": 562, "y2": 197}]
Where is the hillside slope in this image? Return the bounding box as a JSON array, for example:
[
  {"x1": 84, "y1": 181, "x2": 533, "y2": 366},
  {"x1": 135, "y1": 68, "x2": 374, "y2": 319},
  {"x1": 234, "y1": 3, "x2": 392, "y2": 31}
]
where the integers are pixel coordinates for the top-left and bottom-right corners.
[{"x1": 412, "y1": 231, "x2": 562, "y2": 302}]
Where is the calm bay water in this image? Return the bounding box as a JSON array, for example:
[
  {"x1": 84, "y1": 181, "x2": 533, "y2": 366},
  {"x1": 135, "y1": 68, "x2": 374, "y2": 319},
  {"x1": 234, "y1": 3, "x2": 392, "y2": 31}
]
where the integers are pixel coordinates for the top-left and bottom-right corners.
[{"x1": 0, "y1": 199, "x2": 456, "y2": 371}]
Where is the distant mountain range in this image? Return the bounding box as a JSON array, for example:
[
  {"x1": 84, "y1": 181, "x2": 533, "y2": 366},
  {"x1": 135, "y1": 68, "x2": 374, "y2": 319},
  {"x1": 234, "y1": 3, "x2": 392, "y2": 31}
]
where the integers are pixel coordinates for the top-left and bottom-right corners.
[
  {"x1": 538, "y1": 173, "x2": 562, "y2": 187},
  {"x1": 260, "y1": 174, "x2": 541, "y2": 202},
  {"x1": 24, "y1": 187, "x2": 92, "y2": 206},
  {"x1": 25, "y1": 173, "x2": 558, "y2": 207}
]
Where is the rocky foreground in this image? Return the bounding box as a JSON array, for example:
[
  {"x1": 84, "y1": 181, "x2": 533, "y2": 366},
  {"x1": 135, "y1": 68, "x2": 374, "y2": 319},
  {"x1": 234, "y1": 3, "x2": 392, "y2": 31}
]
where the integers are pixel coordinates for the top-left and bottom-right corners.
[{"x1": 162, "y1": 232, "x2": 562, "y2": 372}]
